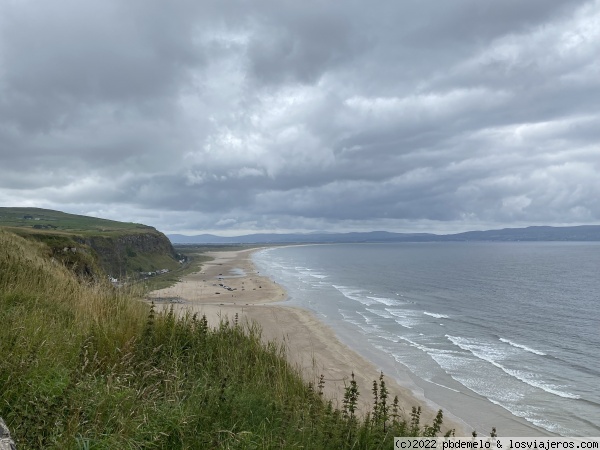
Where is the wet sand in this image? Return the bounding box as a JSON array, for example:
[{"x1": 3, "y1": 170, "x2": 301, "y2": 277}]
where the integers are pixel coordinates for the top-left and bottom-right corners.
[{"x1": 148, "y1": 248, "x2": 552, "y2": 436}]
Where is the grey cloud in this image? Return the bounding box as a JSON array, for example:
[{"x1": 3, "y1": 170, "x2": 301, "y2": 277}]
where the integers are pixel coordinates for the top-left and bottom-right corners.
[
  {"x1": 1, "y1": 0, "x2": 599, "y2": 234},
  {"x1": 246, "y1": 2, "x2": 365, "y2": 86}
]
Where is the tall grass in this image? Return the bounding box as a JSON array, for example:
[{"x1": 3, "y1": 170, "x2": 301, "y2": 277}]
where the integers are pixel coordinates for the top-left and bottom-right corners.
[{"x1": 0, "y1": 230, "x2": 451, "y2": 448}]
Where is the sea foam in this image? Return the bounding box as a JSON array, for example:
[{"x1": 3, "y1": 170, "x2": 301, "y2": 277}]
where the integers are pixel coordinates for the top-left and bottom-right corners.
[
  {"x1": 499, "y1": 338, "x2": 546, "y2": 356},
  {"x1": 332, "y1": 285, "x2": 378, "y2": 306},
  {"x1": 446, "y1": 335, "x2": 579, "y2": 399},
  {"x1": 423, "y1": 311, "x2": 450, "y2": 319}
]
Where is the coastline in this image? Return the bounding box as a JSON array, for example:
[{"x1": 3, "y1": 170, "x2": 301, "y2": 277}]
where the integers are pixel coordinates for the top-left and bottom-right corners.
[{"x1": 148, "y1": 248, "x2": 550, "y2": 437}]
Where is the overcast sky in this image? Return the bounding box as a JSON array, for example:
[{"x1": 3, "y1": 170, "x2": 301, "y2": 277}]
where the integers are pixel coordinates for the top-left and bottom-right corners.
[{"x1": 1, "y1": 0, "x2": 599, "y2": 235}]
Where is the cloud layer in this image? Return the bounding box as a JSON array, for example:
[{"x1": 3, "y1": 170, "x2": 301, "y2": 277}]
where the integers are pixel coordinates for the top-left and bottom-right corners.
[{"x1": 1, "y1": 0, "x2": 599, "y2": 234}]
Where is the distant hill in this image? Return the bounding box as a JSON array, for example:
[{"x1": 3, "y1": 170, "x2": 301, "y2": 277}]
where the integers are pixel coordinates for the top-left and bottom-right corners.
[
  {"x1": 447, "y1": 225, "x2": 600, "y2": 241},
  {"x1": 168, "y1": 231, "x2": 437, "y2": 244},
  {"x1": 169, "y1": 225, "x2": 600, "y2": 244},
  {"x1": 0, "y1": 207, "x2": 152, "y2": 233},
  {"x1": 0, "y1": 207, "x2": 179, "y2": 277}
]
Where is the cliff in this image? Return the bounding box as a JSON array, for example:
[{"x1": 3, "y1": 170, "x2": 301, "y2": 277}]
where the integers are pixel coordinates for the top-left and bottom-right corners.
[
  {"x1": 0, "y1": 207, "x2": 179, "y2": 278},
  {"x1": 78, "y1": 230, "x2": 178, "y2": 277}
]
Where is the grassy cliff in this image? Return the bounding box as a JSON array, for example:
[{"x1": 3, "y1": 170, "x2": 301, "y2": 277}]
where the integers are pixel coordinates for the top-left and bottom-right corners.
[
  {"x1": 0, "y1": 229, "x2": 449, "y2": 448},
  {"x1": 0, "y1": 207, "x2": 179, "y2": 278}
]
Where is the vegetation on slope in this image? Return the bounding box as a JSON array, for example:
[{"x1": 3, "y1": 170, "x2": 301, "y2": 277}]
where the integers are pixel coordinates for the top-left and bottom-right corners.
[
  {"x1": 0, "y1": 207, "x2": 180, "y2": 279},
  {"x1": 0, "y1": 230, "x2": 450, "y2": 449},
  {"x1": 0, "y1": 207, "x2": 151, "y2": 233}
]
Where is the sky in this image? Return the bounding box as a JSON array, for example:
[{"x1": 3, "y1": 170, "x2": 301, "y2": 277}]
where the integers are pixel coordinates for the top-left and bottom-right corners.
[{"x1": 1, "y1": 0, "x2": 599, "y2": 236}]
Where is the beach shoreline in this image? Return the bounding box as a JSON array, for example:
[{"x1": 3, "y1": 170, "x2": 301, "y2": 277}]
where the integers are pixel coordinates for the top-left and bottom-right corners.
[{"x1": 148, "y1": 247, "x2": 551, "y2": 437}]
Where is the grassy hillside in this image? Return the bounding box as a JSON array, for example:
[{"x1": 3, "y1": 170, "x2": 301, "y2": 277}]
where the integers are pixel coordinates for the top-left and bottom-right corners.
[
  {"x1": 0, "y1": 207, "x2": 150, "y2": 234},
  {"x1": 0, "y1": 207, "x2": 180, "y2": 278},
  {"x1": 0, "y1": 230, "x2": 450, "y2": 448}
]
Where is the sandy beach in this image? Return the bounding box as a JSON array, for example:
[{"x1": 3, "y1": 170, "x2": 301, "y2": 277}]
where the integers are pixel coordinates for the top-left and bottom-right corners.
[
  {"x1": 148, "y1": 248, "x2": 552, "y2": 437},
  {"x1": 149, "y1": 248, "x2": 467, "y2": 434}
]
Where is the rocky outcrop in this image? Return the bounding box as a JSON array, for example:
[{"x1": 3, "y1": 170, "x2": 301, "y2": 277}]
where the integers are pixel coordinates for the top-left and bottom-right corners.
[
  {"x1": 77, "y1": 230, "x2": 178, "y2": 277},
  {"x1": 86, "y1": 231, "x2": 175, "y2": 259},
  {"x1": 21, "y1": 228, "x2": 178, "y2": 279},
  {"x1": 0, "y1": 418, "x2": 16, "y2": 450},
  {"x1": 1, "y1": 207, "x2": 179, "y2": 278}
]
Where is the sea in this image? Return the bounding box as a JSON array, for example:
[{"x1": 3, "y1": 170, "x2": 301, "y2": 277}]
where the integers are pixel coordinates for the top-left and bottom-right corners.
[{"x1": 252, "y1": 242, "x2": 600, "y2": 436}]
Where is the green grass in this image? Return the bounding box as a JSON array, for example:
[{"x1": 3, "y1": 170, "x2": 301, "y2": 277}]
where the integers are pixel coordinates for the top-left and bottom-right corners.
[
  {"x1": 0, "y1": 207, "x2": 150, "y2": 234},
  {"x1": 0, "y1": 207, "x2": 181, "y2": 278},
  {"x1": 141, "y1": 253, "x2": 212, "y2": 291},
  {"x1": 0, "y1": 230, "x2": 453, "y2": 449}
]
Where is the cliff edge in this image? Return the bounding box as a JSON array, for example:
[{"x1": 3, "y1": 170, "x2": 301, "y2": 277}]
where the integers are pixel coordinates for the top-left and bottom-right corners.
[{"x1": 0, "y1": 207, "x2": 179, "y2": 279}]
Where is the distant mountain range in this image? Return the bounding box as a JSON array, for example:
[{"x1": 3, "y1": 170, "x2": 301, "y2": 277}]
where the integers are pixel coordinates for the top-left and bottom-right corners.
[{"x1": 168, "y1": 225, "x2": 600, "y2": 244}]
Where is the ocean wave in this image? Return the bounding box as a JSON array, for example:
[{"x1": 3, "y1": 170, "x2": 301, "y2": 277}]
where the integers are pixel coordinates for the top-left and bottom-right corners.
[
  {"x1": 399, "y1": 336, "x2": 460, "y2": 357},
  {"x1": 365, "y1": 307, "x2": 394, "y2": 319},
  {"x1": 296, "y1": 267, "x2": 329, "y2": 280},
  {"x1": 379, "y1": 334, "x2": 400, "y2": 343},
  {"x1": 332, "y1": 285, "x2": 379, "y2": 306},
  {"x1": 309, "y1": 273, "x2": 328, "y2": 279},
  {"x1": 423, "y1": 311, "x2": 450, "y2": 319},
  {"x1": 399, "y1": 336, "x2": 438, "y2": 353},
  {"x1": 366, "y1": 296, "x2": 400, "y2": 306},
  {"x1": 428, "y1": 380, "x2": 461, "y2": 393},
  {"x1": 356, "y1": 311, "x2": 376, "y2": 325},
  {"x1": 446, "y1": 335, "x2": 580, "y2": 400},
  {"x1": 339, "y1": 311, "x2": 364, "y2": 328},
  {"x1": 484, "y1": 397, "x2": 572, "y2": 435},
  {"x1": 386, "y1": 309, "x2": 423, "y2": 328},
  {"x1": 499, "y1": 338, "x2": 546, "y2": 356},
  {"x1": 340, "y1": 313, "x2": 377, "y2": 335}
]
